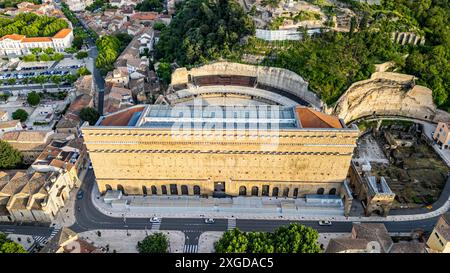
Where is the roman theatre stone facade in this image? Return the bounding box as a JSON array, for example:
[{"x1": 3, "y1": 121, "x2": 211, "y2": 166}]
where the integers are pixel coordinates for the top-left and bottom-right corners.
[{"x1": 82, "y1": 105, "x2": 359, "y2": 198}]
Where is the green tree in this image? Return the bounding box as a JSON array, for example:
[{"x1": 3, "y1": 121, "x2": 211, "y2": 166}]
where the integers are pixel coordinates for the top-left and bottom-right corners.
[
  {"x1": 79, "y1": 107, "x2": 100, "y2": 125},
  {"x1": 155, "y1": 0, "x2": 255, "y2": 66},
  {"x1": 22, "y1": 54, "x2": 37, "y2": 62},
  {"x1": 75, "y1": 51, "x2": 89, "y2": 59},
  {"x1": 0, "y1": 140, "x2": 23, "y2": 169},
  {"x1": 215, "y1": 228, "x2": 249, "y2": 253},
  {"x1": 52, "y1": 53, "x2": 64, "y2": 61},
  {"x1": 7, "y1": 78, "x2": 16, "y2": 85},
  {"x1": 136, "y1": 0, "x2": 164, "y2": 12},
  {"x1": 153, "y1": 22, "x2": 166, "y2": 31},
  {"x1": 77, "y1": 67, "x2": 91, "y2": 76},
  {"x1": 27, "y1": 91, "x2": 41, "y2": 106},
  {"x1": 272, "y1": 223, "x2": 320, "y2": 253},
  {"x1": 156, "y1": 62, "x2": 171, "y2": 85},
  {"x1": 39, "y1": 53, "x2": 51, "y2": 61},
  {"x1": 137, "y1": 233, "x2": 169, "y2": 253}
]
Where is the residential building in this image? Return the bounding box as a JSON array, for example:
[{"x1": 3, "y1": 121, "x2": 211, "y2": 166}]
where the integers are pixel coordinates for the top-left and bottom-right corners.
[
  {"x1": 0, "y1": 172, "x2": 28, "y2": 222},
  {"x1": 0, "y1": 28, "x2": 74, "y2": 56},
  {"x1": 81, "y1": 105, "x2": 360, "y2": 197},
  {"x1": 0, "y1": 110, "x2": 8, "y2": 122},
  {"x1": 103, "y1": 86, "x2": 134, "y2": 114},
  {"x1": 31, "y1": 138, "x2": 88, "y2": 187},
  {"x1": 427, "y1": 213, "x2": 450, "y2": 253},
  {"x1": 326, "y1": 223, "x2": 426, "y2": 253},
  {"x1": 40, "y1": 227, "x2": 102, "y2": 253},
  {"x1": 433, "y1": 122, "x2": 450, "y2": 149},
  {"x1": 56, "y1": 94, "x2": 94, "y2": 135},
  {"x1": 0, "y1": 120, "x2": 23, "y2": 136},
  {"x1": 64, "y1": 0, "x2": 94, "y2": 12},
  {"x1": 1, "y1": 130, "x2": 54, "y2": 164}
]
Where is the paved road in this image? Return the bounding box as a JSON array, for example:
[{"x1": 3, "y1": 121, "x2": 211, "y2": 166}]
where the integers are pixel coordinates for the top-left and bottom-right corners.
[
  {"x1": 68, "y1": 170, "x2": 445, "y2": 247},
  {"x1": 0, "y1": 168, "x2": 445, "y2": 248}
]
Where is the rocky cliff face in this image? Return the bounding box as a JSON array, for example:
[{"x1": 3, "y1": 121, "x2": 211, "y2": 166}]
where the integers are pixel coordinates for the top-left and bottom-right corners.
[{"x1": 331, "y1": 72, "x2": 450, "y2": 124}]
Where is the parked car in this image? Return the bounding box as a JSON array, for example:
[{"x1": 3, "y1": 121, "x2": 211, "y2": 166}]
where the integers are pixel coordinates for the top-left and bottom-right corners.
[
  {"x1": 77, "y1": 190, "x2": 84, "y2": 200},
  {"x1": 204, "y1": 218, "x2": 215, "y2": 224},
  {"x1": 150, "y1": 217, "x2": 161, "y2": 223},
  {"x1": 318, "y1": 220, "x2": 332, "y2": 226}
]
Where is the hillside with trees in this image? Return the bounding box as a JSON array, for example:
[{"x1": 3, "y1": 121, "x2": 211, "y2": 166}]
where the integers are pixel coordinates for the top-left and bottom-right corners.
[
  {"x1": 0, "y1": 13, "x2": 69, "y2": 37},
  {"x1": 266, "y1": 0, "x2": 449, "y2": 107},
  {"x1": 155, "y1": 0, "x2": 255, "y2": 66}
]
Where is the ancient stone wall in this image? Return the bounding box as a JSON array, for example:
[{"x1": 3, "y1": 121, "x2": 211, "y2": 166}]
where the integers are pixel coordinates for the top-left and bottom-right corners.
[
  {"x1": 331, "y1": 72, "x2": 450, "y2": 124},
  {"x1": 170, "y1": 62, "x2": 323, "y2": 109}
]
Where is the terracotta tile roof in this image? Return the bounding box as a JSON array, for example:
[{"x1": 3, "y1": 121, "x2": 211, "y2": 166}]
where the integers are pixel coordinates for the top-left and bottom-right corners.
[
  {"x1": 2, "y1": 130, "x2": 51, "y2": 142},
  {"x1": 131, "y1": 12, "x2": 159, "y2": 21},
  {"x1": 296, "y1": 107, "x2": 343, "y2": 129},
  {"x1": 325, "y1": 238, "x2": 369, "y2": 253},
  {"x1": 0, "y1": 172, "x2": 28, "y2": 196},
  {"x1": 352, "y1": 223, "x2": 393, "y2": 253},
  {"x1": 0, "y1": 34, "x2": 25, "y2": 41},
  {"x1": 22, "y1": 37, "x2": 53, "y2": 43},
  {"x1": 0, "y1": 120, "x2": 20, "y2": 129},
  {"x1": 100, "y1": 106, "x2": 145, "y2": 126},
  {"x1": 52, "y1": 28, "x2": 72, "y2": 39}
]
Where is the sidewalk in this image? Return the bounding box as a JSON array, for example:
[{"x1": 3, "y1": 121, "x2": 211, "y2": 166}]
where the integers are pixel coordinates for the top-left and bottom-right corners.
[{"x1": 90, "y1": 182, "x2": 450, "y2": 222}]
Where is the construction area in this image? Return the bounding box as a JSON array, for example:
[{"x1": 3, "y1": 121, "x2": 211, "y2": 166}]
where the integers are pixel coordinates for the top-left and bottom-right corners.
[{"x1": 355, "y1": 120, "x2": 449, "y2": 209}]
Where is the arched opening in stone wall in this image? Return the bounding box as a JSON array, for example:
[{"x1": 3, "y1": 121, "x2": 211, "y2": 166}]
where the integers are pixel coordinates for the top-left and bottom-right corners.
[
  {"x1": 181, "y1": 185, "x2": 189, "y2": 195},
  {"x1": 293, "y1": 188, "x2": 299, "y2": 198},
  {"x1": 239, "y1": 186, "x2": 247, "y2": 196},
  {"x1": 272, "y1": 187, "x2": 279, "y2": 197},
  {"x1": 151, "y1": 185, "x2": 157, "y2": 195},
  {"x1": 105, "y1": 184, "x2": 112, "y2": 192},
  {"x1": 170, "y1": 184, "x2": 178, "y2": 195},
  {"x1": 262, "y1": 185, "x2": 269, "y2": 196},
  {"x1": 251, "y1": 186, "x2": 259, "y2": 196},
  {"x1": 117, "y1": 185, "x2": 125, "y2": 194},
  {"x1": 161, "y1": 185, "x2": 167, "y2": 195},
  {"x1": 317, "y1": 188, "x2": 324, "y2": 195},
  {"x1": 193, "y1": 185, "x2": 201, "y2": 195},
  {"x1": 283, "y1": 188, "x2": 289, "y2": 197},
  {"x1": 142, "y1": 186, "x2": 147, "y2": 196},
  {"x1": 329, "y1": 188, "x2": 336, "y2": 195}
]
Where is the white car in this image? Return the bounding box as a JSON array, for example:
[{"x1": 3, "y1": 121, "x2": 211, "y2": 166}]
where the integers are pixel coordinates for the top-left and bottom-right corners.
[
  {"x1": 150, "y1": 217, "x2": 161, "y2": 223},
  {"x1": 318, "y1": 220, "x2": 332, "y2": 226},
  {"x1": 204, "y1": 218, "x2": 215, "y2": 224}
]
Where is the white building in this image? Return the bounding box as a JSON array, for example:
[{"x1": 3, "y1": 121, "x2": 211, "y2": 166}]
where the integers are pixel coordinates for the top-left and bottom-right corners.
[
  {"x1": 0, "y1": 120, "x2": 23, "y2": 136},
  {"x1": 0, "y1": 28, "x2": 74, "y2": 56},
  {"x1": 64, "y1": 0, "x2": 94, "y2": 12}
]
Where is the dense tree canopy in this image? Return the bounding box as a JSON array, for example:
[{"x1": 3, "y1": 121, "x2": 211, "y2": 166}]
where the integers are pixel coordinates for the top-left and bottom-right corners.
[
  {"x1": 27, "y1": 91, "x2": 40, "y2": 106},
  {"x1": 0, "y1": 13, "x2": 68, "y2": 37},
  {"x1": 215, "y1": 223, "x2": 320, "y2": 253},
  {"x1": 12, "y1": 108, "x2": 28, "y2": 122},
  {"x1": 137, "y1": 233, "x2": 169, "y2": 253},
  {"x1": 0, "y1": 233, "x2": 27, "y2": 253},
  {"x1": 155, "y1": 0, "x2": 255, "y2": 66},
  {"x1": 95, "y1": 33, "x2": 132, "y2": 75},
  {"x1": 266, "y1": 0, "x2": 449, "y2": 107},
  {"x1": 135, "y1": 0, "x2": 164, "y2": 12},
  {"x1": 80, "y1": 107, "x2": 100, "y2": 125},
  {"x1": 0, "y1": 140, "x2": 23, "y2": 169}
]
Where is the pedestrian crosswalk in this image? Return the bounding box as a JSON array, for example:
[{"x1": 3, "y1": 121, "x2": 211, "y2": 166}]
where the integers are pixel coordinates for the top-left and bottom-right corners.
[
  {"x1": 227, "y1": 218, "x2": 236, "y2": 230},
  {"x1": 151, "y1": 222, "x2": 161, "y2": 230},
  {"x1": 27, "y1": 236, "x2": 47, "y2": 252},
  {"x1": 183, "y1": 244, "x2": 198, "y2": 253},
  {"x1": 49, "y1": 227, "x2": 61, "y2": 238}
]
